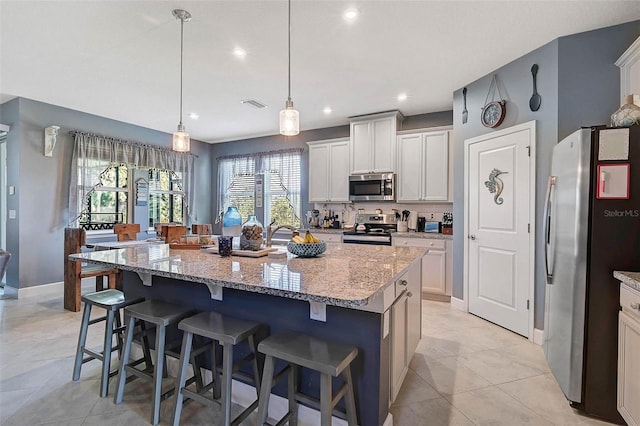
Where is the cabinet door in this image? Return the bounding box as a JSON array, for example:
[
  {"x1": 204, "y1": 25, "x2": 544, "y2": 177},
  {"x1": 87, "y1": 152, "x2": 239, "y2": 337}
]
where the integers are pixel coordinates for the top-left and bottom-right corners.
[
  {"x1": 372, "y1": 117, "x2": 395, "y2": 172},
  {"x1": 308, "y1": 144, "x2": 329, "y2": 202},
  {"x1": 618, "y1": 311, "x2": 640, "y2": 426},
  {"x1": 350, "y1": 121, "x2": 372, "y2": 174},
  {"x1": 423, "y1": 131, "x2": 449, "y2": 201},
  {"x1": 329, "y1": 140, "x2": 350, "y2": 202},
  {"x1": 422, "y1": 249, "x2": 447, "y2": 295},
  {"x1": 397, "y1": 134, "x2": 423, "y2": 202},
  {"x1": 390, "y1": 291, "x2": 408, "y2": 401},
  {"x1": 406, "y1": 260, "x2": 422, "y2": 358}
]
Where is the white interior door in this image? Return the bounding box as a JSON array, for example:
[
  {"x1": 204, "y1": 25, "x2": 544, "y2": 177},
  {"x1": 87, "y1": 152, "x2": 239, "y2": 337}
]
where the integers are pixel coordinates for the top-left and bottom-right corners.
[{"x1": 465, "y1": 122, "x2": 535, "y2": 337}]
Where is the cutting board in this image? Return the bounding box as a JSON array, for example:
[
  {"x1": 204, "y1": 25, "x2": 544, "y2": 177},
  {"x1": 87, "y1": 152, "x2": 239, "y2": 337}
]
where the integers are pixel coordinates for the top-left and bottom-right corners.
[{"x1": 202, "y1": 246, "x2": 278, "y2": 258}]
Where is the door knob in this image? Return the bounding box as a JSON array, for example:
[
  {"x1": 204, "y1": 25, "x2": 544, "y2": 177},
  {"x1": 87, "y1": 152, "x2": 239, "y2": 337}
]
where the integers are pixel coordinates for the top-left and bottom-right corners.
[{"x1": 469, "y1": 234, "x2": 477, "y2": 240}]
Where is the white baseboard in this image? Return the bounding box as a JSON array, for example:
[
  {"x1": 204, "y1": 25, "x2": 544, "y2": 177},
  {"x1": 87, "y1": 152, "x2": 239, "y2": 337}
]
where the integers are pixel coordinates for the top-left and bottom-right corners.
[
  {"x1": 533, "y1": 328, "x2": 544, "y2": 346},
  {"x1": 16, "y1": 278, "x2": 95, "y2": 299},
  {"x1": 450, "y1": 296, "x2": 467, "y2": 312}
]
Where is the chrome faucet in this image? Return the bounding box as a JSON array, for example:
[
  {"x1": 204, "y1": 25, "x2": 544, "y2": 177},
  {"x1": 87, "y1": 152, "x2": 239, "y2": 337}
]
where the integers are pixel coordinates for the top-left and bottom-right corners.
[{"x1": 266, "y1": 223, "x2": 297, "y2": 247}]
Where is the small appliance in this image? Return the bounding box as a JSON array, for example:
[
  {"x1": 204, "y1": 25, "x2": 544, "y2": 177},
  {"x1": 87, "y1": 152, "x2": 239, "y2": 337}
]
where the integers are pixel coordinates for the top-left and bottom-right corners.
[
  {"x1": 349, "y1": 173, "x2": 395, "y2": 202},
  {"x1": 424, "y1": 221, "x2": 441, "y2": 233}
]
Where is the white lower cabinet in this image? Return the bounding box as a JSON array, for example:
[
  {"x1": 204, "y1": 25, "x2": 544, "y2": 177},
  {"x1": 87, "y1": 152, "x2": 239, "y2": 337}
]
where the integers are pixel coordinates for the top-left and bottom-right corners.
[
  {"x1": 393, "y1": 236, "x2": 452, "y2": 298},
  {"x1": 618, "y1": 285, "x2": 640, "y2": 426},
  {"x1": 389, "y1": 261, "x2": 421, "y2": 402}
]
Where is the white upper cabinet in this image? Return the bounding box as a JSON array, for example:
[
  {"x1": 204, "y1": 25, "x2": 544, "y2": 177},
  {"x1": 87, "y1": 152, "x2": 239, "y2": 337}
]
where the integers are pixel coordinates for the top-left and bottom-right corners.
[
  {"x1": 308, "y1": 138, "x2": 350, "y2": 203},
  {"x1": 350, "y1": 111, "x2": 403, "y2": 174},
  {"x1": 616, "y1": 35, "x2": 640, "y2": 106},
  {"x1": 397, "y1": 130, "x2": 451, "y2": 202}
]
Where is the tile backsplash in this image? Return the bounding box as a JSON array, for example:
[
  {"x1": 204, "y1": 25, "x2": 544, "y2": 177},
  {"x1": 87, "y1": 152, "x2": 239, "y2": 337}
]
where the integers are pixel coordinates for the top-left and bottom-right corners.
[{"x1": 311, "y1": 202, "x2": 452, "y2": 227}]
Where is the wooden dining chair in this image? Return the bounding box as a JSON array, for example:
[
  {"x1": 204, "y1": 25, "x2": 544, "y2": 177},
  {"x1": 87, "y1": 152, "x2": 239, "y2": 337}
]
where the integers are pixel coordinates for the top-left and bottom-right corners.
[
  {"x1": 64, "y1": 228, "x2": 121, "y2": 312},
  {"x1": 113, "y1": 224, "x2": 141, "y2": 241},
  {"x1": 191, "y1": 224, "x2": 212, "y2": 235}
]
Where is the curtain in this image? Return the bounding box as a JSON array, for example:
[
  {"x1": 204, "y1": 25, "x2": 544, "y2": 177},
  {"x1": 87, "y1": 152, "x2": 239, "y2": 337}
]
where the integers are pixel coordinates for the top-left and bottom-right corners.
[
  {"x1": 217, "y1": 148, "x2": 303, "y2": 224},
  {"x1": 68, "y1": 132, "x2": 196, "y2": 226}
]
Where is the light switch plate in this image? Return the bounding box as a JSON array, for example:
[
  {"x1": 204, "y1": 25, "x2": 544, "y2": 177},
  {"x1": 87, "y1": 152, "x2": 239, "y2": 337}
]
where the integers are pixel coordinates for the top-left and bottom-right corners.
[
  {"x1": 8, "y1": 209, "x2": 16, "y2": 219},
  {"x1": 8, "y1": 186, "x2": 14, "y2": 195}
]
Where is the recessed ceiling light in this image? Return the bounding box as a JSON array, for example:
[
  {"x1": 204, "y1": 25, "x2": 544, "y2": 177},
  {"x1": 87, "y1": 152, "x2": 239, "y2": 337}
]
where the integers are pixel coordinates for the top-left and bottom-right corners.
[
  {"x1": 189, "y1": 112, "x2": 199, "y2": 120},
  {"x1": 323, "y1": 106, "x2": 333, "y2": 114},
  {"x1": 397, "y1": 93, "x2": 408, "y2": 101},
  {"x1": 232, "y1": 47, "x2": 247, "y2": 58},
  {"x1": 343, "y1": 8, "x2": 359, "y2": 22}
]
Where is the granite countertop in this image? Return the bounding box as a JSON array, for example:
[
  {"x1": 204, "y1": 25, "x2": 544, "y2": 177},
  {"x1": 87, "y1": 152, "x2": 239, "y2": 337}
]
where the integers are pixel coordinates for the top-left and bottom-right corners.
[
  {"x1": 392, "y1": 231, "x2": 453, "y2": 240},
  {"x1": 70, "y1": 243, "x2": 425, "y2": 309},
  {"x1": 614, "y1": 271, "x2": 640, "y2": 292}
]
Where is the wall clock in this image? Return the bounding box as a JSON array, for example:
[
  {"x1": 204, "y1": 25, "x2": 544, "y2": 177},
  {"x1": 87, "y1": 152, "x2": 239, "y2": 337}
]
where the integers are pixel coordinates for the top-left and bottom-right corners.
[
  {"x1": 481, "y1": 75, "x2": 507, "y2": 128},
  {"x1": 481, "y1": 100, "x2": 506, "y2": 128}
]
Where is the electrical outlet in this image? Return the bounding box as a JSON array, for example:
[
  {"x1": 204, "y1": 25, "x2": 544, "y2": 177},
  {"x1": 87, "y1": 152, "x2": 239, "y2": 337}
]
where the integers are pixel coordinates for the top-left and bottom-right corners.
[{"x1": 430, "y1": 213, "x2": 435, "y2": 219}]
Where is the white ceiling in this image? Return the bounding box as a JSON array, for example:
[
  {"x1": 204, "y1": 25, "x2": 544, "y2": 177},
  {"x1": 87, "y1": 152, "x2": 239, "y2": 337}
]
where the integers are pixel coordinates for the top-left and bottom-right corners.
[{"x1": 1, "y1": 1, "x2": 639, "y2": 143}]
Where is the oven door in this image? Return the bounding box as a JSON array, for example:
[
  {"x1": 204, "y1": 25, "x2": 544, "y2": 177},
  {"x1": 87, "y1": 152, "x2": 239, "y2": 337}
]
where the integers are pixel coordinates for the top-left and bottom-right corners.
[{"x1": 342, "y1": 233, "x2": 392, "y2": 246}]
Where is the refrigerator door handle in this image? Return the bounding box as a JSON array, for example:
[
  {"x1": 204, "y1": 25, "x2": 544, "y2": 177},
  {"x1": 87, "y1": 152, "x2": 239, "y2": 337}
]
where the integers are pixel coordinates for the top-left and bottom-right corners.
[{"x1": 544, "y1": 176, "x2": 557, "y2": 284}]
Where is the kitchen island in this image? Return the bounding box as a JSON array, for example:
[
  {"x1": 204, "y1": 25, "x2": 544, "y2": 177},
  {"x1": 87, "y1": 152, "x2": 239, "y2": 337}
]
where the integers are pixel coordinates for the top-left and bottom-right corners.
[{"x1": 70, "y1": 242, "x2": 425, "y2": 425}]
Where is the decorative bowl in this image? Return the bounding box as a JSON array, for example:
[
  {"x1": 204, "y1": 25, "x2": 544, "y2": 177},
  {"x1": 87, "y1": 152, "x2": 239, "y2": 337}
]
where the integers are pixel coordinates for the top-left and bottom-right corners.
[{"x1": 287, "y1": 241, "x2": 326, "y2": 258}]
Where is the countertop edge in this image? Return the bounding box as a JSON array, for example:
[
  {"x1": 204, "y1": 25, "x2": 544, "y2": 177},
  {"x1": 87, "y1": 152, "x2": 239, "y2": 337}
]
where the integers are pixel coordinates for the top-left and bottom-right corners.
[
  {"x1": 614, "y1": 271, "x2": 640, "y2": 292},
  {"x1": 70, "y1": 254, "x2": 375, "y2": 309}
]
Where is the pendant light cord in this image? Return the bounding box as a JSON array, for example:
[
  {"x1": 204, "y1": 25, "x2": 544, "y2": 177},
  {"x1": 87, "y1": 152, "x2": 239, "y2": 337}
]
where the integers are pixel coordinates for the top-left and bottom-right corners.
[
  {"x1": 179, "y1": 16, "x2": 185, "y2": 127},
  {"x1": 287, "y1": 0, "x2": 291, "y2": 102}
]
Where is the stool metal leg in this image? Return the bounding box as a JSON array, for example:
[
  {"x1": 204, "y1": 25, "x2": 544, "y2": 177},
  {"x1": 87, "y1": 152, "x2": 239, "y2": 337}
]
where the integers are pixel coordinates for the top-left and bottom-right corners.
[
  {"x1": 342, "y1": 366, "x2": 358, "y2": 426},
  {"x1": 171, "y1": 330, "x2": 193, "y2": 426},
  {"x1": 99, "y1": 308, "x2": 116, "y2": 397},
  {"x1": 114, "y1": 315, "x2": 136, "y2": 404},
  {"x1": 151, "y1": 324, "x2": 167, "y2": 425},
  {"x1": 221, "y1": 342, "x2": 234, "y2": 426},
  {"x1": 288, "y1": 364, "x2": 299, "y2": 426},
  {"x1": 257, "y1": 355, "x2": 275, "y2": 425},
  {"x1": 319, "y1": 373, "x2": 332, "y2": 426},
  {"x1": 72, "y1": 302, "x2": 92, "y2": 381}
]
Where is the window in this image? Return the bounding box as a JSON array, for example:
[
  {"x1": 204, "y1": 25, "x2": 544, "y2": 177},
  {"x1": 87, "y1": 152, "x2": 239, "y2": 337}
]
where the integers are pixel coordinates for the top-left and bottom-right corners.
[
  {"x1": 218, "y1": 149, "x2": 302, "y2": 227},
  {"x1": 148, "y1": 169, "x2": 184, "y2": 226},
  {"x1": 79, "y1": 163, "x2": 128, "y2": 229}
]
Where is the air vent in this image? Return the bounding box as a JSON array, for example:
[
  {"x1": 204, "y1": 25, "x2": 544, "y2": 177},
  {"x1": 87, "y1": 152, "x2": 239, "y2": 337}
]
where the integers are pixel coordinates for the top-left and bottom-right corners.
[{"x1": 240, "y1": 99, "x2": 267, "y2": 109}]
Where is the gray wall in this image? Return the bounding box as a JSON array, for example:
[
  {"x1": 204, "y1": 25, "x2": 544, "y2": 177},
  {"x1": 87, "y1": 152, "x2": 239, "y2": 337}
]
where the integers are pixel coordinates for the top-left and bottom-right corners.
[
  {"x1": 0, "y1": 97, "x2": 213, "y2": 290},
  {"x1": 451, "y1": 20, "x2": 639, "y2": 330}
]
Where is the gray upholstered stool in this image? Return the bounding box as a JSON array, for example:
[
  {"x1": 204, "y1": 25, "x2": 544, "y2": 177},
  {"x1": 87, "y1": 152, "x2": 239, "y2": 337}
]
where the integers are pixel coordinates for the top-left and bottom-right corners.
[
  {"x1": 257, "y1": 332, "x2": 358, "y2": 426},
  {"x1": 171, "y1": 311, "x2": 263, "y2": 426},
  {"x1": 113, "y1": 300, "x2": 196, "y2": 425},
  {"x1": 72, "y1": 289, "x2": 149, "y2": 398}
]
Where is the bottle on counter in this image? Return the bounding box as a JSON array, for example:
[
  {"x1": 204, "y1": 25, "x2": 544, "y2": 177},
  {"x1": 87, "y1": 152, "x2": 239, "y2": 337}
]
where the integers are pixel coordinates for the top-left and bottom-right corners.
[
  {"x1": 240, "y1": 215, "x2": 263, "y2": 251},
  {"x1": 222, "y1": 206, "x2": 242, "y2": 238}
]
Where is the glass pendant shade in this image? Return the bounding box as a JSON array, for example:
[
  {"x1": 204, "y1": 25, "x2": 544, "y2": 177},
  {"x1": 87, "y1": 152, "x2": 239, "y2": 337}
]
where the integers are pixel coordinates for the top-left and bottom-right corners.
[
  {"x1": 172, "y1": 124, "x2": 190, "y2": 152},
  {"x1": 279, "y1": 102, "x2": 300, "y2": 136}
]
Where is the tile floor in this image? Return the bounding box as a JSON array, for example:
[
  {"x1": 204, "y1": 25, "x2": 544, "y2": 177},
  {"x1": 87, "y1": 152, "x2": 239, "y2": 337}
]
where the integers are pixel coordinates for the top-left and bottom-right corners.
[{"x1": 0, "y1": 292, "x2": 616, "y2": 425}]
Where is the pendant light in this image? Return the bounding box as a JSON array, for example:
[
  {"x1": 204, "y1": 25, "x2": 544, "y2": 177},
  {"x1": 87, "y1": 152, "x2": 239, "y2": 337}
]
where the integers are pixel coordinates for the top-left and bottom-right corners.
[
  {"x1": 279, "y1": 0, "x2": 299, "y2": 136},
  {"x1": 172, "y1": 9, "x2": 192, "y2": 152}
]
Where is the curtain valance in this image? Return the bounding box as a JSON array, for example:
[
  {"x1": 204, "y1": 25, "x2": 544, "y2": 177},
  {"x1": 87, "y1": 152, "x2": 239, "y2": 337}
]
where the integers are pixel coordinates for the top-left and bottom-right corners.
[{"x1": 68, "y1": 131, "x2": 196, "y2": 226}]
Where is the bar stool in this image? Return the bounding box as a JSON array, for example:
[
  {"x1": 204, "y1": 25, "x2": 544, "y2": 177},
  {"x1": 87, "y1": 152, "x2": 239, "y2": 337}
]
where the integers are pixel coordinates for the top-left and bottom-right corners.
[
  {"x1": 72, "y1": 289, "x2": 150, "y2": 398},
  {"x1": 114, "y1": 300, "x2": 196, "y2": 425},
  {"x1": 257, "y1": 332, "x2": 358, "y2": 426},
  {"x1": 171, "y1": 311, "x2": 263, "y2": 426}
]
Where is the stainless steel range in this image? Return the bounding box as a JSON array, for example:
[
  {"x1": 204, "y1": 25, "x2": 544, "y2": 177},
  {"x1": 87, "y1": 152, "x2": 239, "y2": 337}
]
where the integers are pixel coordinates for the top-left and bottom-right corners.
[{"x1": 342, "y1": 213, "x2": 397, "y2": 246}]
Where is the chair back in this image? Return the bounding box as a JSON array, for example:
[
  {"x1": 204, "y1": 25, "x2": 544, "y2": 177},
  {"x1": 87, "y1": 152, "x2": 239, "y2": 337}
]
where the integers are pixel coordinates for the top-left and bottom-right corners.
[
  {"x1": 113, "y1": 224, "x2": 141, "y2": 241},
  {"x1": 0, "y1": 249, "x2": 11, "y2": 282},
  {"x1": 191, "y1": 224, "x2": 212, "y2": 235}
]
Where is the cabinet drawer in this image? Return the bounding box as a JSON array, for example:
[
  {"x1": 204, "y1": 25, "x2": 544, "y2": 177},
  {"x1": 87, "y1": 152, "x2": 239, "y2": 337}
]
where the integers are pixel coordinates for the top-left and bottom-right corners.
[
  {"x1": 394, "y1": 237, "x2": 445, "y2": 250},
  {"x1": 620, "y1": 285, "x2": 640, "y2": 322}
]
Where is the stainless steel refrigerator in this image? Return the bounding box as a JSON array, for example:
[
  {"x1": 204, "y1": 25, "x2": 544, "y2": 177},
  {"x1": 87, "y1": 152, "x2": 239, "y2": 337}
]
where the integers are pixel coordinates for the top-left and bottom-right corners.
[{"x1": 543, "y1": 126, "x2": 640, "y2": 423}]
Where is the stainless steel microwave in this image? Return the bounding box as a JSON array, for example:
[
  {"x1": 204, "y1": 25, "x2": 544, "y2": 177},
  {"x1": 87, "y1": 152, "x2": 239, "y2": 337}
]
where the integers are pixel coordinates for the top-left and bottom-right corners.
[{"x1": 349, "y1": 173, "x2": 395, "y2": 202}]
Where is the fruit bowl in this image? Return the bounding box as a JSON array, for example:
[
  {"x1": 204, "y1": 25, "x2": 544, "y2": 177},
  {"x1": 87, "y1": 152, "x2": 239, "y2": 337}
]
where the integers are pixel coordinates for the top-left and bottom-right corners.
[{"x1": 287, "y1": 241, "x2": 326, "y2": 258}]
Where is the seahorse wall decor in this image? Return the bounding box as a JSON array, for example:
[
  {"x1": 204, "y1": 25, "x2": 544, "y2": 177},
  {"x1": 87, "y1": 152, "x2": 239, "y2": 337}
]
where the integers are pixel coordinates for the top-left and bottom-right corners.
[{"x1": 484, "y1": 168, "x2": 508, "y2": 205}]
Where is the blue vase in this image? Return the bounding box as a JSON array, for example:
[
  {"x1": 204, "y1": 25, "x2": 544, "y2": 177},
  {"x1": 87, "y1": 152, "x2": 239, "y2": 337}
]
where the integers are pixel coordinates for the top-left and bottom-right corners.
[{"x1": 222, "y1": 206, "x2": 242, "y2": 237}]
